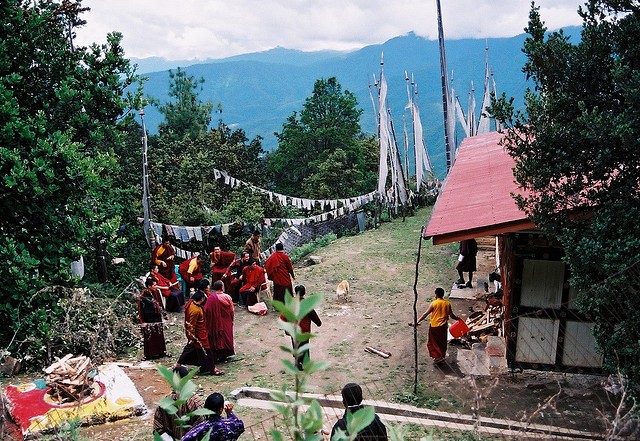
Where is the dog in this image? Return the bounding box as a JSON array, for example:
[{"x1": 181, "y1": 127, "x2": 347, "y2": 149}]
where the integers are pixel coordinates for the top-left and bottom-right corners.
[{"x1": 336, "y1": 280, "x2": 350, "y2": 302}]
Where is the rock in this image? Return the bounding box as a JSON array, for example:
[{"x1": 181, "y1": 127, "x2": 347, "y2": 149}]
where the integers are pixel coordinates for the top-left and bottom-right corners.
[
  {"x1": 307, "y1": 255, "x2": 323, "y2": 265},
  {"x1": 0, "y1": 356, "x2": 21, "y2": 377}
]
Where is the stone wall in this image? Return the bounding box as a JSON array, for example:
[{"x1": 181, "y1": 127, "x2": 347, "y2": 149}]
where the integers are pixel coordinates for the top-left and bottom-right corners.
[{"x1": 268, "y1": 211, "x2": 364, "y2": 254}]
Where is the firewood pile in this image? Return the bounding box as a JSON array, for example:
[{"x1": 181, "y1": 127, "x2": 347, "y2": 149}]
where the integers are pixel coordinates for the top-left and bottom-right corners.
[
  {"x1": 464, "y1": 303, "x2": 504, "y2": 341},
  {"x1": 44, "y1": 354, "x2": 95, "y2": 404}
]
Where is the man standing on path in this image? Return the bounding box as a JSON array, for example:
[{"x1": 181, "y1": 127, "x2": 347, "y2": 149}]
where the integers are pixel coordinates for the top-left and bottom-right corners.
[
  {"x1": 243, "y1": 230, "x2": 262, "y2": 262},
  {"x1": 413, "y1": 287, "x2": 459, "y2": 364},
  {"x1": 456, "y1": 238, "x2": 478, "y2": 288},
  {"x1": 176, "y1": 291, "x2": 224, "y2": 376},
  {"x1": 264, "y1": 242, "x2": 295, "y2": 304},
  {"x1": 203, "y1": 280, "x2": 235, "y2": 362}
]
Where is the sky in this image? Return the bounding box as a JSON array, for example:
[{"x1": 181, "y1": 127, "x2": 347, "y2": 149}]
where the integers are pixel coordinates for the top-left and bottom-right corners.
[{"x1": 75, "y1": 0, "x2": 586, "y2": 61}]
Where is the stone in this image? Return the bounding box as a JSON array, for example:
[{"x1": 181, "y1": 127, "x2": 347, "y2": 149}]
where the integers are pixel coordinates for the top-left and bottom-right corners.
[
  {"x1": 0, "y1": 356, "x2": 21, "y2": 377},
  {"x1": 307, "y1": 255, "x2": 323, "y2": 265}
]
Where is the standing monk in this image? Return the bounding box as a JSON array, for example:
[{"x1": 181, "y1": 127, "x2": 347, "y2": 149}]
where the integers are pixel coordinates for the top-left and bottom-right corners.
[
  {"x1": 138, "y1": 278, "x2": 167, "y2": 360},
  {"x1": 456, "y1": 238, "x2": 478, "y2": 288},
  {"x1": 203, "y1": 280, "x2": 236, "y2": 362},
  {"x1": 414, "y1": 287, "x2": 459, "y2": 364},
  {"x1": 243, "y1": 230, "x2": 262, "y2": 262},
  {"x1": 151, "y1": 237, "x2": 177, "y2": 283},
  {"x1": 179, "y1": 254, "x2": 204, "y2": 294},
  {"x1": 209, "y1": 246, "x2": 235, "y2": 283},
  {"x1": 176, "y1": 291, "x2": 224, "y2": 376},
  {"x1": 264, "y1": 242, "x2": 295, "y2": 303},
  {"x1": 239, "y1": 258, "x2": 266, "y2": 307}
]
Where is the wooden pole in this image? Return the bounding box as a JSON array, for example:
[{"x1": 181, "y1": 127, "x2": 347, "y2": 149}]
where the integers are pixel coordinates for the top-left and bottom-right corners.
[{"x1": 413, "y1": 225, "x2": 425, "y2": 393}]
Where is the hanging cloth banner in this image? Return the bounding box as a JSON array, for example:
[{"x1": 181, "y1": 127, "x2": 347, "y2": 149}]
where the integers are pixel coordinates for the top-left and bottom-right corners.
[{"x1": 210, "y1": 167, "x2": 379, "y2": 210}]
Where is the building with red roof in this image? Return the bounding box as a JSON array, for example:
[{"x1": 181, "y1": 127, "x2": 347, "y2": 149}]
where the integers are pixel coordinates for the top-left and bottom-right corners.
[{"x1": 424, "y1": 131, "x2": 602, "y2": 372}]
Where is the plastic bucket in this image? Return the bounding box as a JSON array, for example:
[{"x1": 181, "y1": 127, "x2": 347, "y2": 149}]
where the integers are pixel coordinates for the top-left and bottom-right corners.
[{"x1": 449, "y1": 319, "x2": 470, "y2": 338}]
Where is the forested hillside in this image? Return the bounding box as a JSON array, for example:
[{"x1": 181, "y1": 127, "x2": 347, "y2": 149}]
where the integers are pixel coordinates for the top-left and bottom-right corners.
[{"x1": 135, "y1": 28, "x2": 581, "y2": 177}]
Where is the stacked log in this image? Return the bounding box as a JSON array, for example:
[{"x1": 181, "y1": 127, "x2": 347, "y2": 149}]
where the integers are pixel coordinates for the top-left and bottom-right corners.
[
  {"x1": 465, "y1": 304, "x2": 504, "y2": 339},
  {"x1": 44, "y1": 354, "x2": 95, "y2": 404}
]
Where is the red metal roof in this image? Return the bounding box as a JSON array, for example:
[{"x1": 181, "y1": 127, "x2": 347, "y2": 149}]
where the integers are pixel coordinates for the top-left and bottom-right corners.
[{"x1": 424, "y1": 131, "x2": 535, "y2": 244}]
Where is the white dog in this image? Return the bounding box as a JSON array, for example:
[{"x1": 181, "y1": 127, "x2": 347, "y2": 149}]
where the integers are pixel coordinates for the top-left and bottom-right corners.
[{"x1": 336, "y1": 280, "x2": 350, "y2": 302}]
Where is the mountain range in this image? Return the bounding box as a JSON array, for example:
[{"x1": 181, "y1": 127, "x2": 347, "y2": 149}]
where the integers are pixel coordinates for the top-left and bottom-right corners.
[{"x1": 133, "y1": 27, "x2": 581, "y2": 178}]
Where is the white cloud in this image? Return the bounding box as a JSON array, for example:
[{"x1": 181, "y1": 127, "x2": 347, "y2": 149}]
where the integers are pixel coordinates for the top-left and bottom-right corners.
[{"x1": 75, "y1": 0, "x2": 585, "y2": 60}]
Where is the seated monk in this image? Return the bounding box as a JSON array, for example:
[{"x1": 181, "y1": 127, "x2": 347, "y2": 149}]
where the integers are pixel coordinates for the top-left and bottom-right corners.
[
  {"x1": 224, "y1": 252, "x2": 250, "y2": 303},
  {"x1": 149, "y1": 264, "x2": 184, "y2": 312},
  {"x1": 151, "y1": 237, "x2": 177, "y2": 284},
  {"x1": 179, "y1": 254, "x2": 204, "y2": 294},
  {"x1": 209, "y1": 246, "x2": 236, "y2": 284},
  {"x1": 239, "y1": 258, "x2": 266, "y2": 307}
]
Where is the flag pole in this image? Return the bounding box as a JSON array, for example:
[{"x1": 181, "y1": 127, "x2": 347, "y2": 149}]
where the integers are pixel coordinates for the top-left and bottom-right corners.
[
  {"x1": 436, "y1": 0, "x2": 455, "y2": 172},
  {"x1": 140, "y1": 108, "x2": 153, "y2": 248}
]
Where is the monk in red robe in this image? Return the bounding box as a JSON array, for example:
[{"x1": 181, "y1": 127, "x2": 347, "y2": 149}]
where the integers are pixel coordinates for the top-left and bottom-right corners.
[
  {"x1": 264, "y1": 242, "x2": 295, "y2": 303},
  {"x1": 176, "y1": 291, "x2": 223, "y2": 375},
  {"x1": 138, "y1": 278, "x2": 167, "y2": 360},
  {"x1": 209, "y1": 246, "x2": 235, "y2": 284},
  {"x1": 203, "y1": 280, "x2": 235, "y2": 362},
  {"x1": 179, "y1": 254, "x2": 204, "y2": 293},
  {"x1": 151, "y1": 237, "x2": 177, "y2": 283},
  {"x1": 224, "y1": 252, "x2": 250, "y2": 303},
  {"x1": 239, "y1": 259, "x2": 266, "y2": 307},
  {"x1": 149, "y1": 264, "x2": 184, "y2": 312}
]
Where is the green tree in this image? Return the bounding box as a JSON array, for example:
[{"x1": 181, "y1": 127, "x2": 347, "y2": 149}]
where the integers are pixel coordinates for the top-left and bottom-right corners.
[
  {"x1": 269, "y1": 77, "x2": 378, "y2": 198},
  {"x1": 156, "y1": 68, "x2": 215, "y2": 141},
  {"x1": 147, "y1": 69, "x2": 282, "y2": 254},
  {"x1": 490, "y1": 1, "x2": 640, "y2": 398},
  {"x1": 0, "y1": 0, "x2": 138, "y2": 362}
]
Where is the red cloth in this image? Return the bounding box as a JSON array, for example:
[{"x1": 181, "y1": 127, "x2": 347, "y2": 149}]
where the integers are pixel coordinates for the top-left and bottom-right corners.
[
  {"x1": 210, "y1": 250, "x2": 235, "y2": 281},
  {"x1": 203, "y1": 290, "x2": 235, "y2": 359},
  {"x1": 183, "y1": 299, "x2": 209, "y2": 349},
  {"x1": 264, "y1": 251, "x2": 295, "y2": 286},
  {"x1": 150, "y1": 270, "x2": 177, "y2": 297},
  {"x1": 151, "y1": 244, "x2": 177, "y2": 283},
  {"x1": 427, "y1": 324, "x2": 448, "y2": 360}
]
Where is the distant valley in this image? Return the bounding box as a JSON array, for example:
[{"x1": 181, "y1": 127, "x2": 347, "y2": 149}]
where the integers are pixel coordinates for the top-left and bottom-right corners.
[{"x1": 133, "y1": 27, "x2": 581, "y2": 178}]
